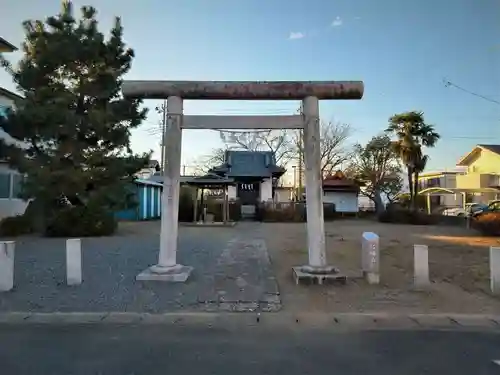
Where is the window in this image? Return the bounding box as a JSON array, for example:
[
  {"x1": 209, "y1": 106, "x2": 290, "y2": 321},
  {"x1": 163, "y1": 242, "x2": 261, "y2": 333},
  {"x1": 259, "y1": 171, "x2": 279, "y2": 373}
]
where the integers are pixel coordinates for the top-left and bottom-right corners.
[
  {"x1": 0, "y1": 173, "x2": 11, "y2": 198},
  {"x1": 12, "y1": 173, "x2": 24, "y2": 198}
]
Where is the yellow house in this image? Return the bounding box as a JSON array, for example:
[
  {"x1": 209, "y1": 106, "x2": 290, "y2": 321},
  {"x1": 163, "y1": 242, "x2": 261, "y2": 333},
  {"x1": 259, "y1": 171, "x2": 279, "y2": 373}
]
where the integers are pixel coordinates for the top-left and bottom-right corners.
[
  {"x1": 417, "y1": 171, "x2": 462, "y2": 207},
  {"x1": 455, "y1": 144, "x2": 500, "y2": 203}
]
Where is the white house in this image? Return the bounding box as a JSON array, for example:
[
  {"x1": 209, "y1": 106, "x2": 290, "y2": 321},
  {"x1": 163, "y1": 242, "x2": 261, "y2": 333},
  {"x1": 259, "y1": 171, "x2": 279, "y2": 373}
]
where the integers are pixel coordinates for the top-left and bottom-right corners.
[
  {"x1": 321, "y1": 171, "x2": 360, "y2": 213},
  {"x1": 0, "y1": 38, "x2": 29, "y2": 220}
]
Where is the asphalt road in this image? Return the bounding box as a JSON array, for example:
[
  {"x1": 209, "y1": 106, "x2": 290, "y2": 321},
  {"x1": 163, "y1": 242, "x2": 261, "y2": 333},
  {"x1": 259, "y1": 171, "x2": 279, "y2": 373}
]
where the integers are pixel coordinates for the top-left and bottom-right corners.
[{"x1": 1, "y1": 324, "x2": 500, "y2": 375}]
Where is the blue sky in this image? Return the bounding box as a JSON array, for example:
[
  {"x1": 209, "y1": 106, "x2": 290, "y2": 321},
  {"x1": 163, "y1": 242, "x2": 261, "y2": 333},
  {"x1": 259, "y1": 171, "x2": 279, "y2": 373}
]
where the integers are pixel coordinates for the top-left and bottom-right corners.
[{"x1": 1, "y1": 0, "x2": 499, "y2": 172}]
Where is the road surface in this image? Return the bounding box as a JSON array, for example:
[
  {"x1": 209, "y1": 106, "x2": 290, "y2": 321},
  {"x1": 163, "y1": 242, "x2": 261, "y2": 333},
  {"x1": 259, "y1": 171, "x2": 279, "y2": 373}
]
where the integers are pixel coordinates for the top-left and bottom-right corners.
[{"x1": 0, "y1": 324, "x2": 499, "y2": 374}]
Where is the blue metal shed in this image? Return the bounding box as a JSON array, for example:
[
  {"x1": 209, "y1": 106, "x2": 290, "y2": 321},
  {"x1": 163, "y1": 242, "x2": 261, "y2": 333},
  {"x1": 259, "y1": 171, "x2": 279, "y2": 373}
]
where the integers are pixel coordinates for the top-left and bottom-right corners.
[{"x1": 115, "y1": 178, "x2": 163, "y2": 221}]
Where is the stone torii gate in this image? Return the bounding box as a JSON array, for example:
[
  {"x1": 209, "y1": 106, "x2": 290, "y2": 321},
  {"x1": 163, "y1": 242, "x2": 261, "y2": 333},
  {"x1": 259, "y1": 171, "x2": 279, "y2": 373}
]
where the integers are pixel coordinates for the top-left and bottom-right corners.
[{"x1": 122, "y1": 81, "x2": 364, "y2": 282}]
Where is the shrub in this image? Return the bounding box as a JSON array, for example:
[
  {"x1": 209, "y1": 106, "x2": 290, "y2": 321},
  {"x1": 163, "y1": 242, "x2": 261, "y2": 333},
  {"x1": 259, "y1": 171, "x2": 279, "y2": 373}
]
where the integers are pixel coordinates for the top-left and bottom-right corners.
[
  {"x1": 472, "y1": 212, "x2": 500, "y2": 236},
  {"x1": 45, "y1": 205, "x2": 117, "y2": 237},
  {"x1": 206, "y1": 200, "x2": 242, "y2": 221},
  {"x1": 256, "y1": 202, "x2": 337, "y2": 222},
  {"x1": 378, "y1": 207, "x2": 435, "y2": 225},
  {"x1": 256, "y1": 202, "x2": 305, "y2": 222},
  {"x1": 0, "y1": 215, "x2": 34, "y2": 237}
]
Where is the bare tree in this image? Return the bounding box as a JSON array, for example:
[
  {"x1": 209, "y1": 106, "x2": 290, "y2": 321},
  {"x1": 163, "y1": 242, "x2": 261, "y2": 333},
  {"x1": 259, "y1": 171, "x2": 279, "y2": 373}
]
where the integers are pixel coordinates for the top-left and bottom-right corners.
[
  {"x1": 196, "y1": 121, "x2": 351, "y2": 181},
  {"x1": 192, "y1": 147, "x2": 226, "y2": 176},
  {"x1": 218, "y1": 129, "x2": 295, "y2": 166},
  {"x1": 292, "y1": 122, "x2": 352, "y2": 178}
]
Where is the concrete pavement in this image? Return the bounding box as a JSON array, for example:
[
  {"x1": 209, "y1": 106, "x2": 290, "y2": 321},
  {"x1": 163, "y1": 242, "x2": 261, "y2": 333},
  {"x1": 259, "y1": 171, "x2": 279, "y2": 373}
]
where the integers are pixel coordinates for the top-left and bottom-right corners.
[
  {"x1": 1, "y1": 323, "x2": 499, "y2": 374},
  {"x1": 1, "y1": 311, "x2": 500, "y2": 331}
]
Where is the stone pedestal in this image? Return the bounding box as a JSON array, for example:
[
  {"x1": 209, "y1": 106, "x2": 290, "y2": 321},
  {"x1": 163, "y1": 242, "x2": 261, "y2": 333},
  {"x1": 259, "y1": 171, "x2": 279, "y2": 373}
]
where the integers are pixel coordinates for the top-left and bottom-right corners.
[
  {"x1": 136, "y1": 264, "x2": 193, "y2": 282},
  {"x1": 66, "y1": 239, "x2": 82, "y2": 286},
  {"x1": 362, "y1": 232, "x2": 380, "y2": 284},
  {"x1": 292, "y1": 265, "x2": 347, "y2": 285},
  {"x1": 0, "y1": 241, "x2": 15, "y2": 292},
  {"x1": 490, "y1": 246, "x2": 500, "y2": 294},
  {"x1": 414, "y1": 244, "x2": 430, "y2": 289}
]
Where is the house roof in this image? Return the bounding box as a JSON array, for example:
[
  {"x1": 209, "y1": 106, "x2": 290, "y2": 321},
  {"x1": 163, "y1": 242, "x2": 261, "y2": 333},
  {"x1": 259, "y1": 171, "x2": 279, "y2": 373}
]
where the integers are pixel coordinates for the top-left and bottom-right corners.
[
  {"x1": 456, "y1": 144, "x2": 500, "y2": 166},
  {"x1": 135, "y1": 178, "x2": 163, "y2": 187},
  {"x1": 0, "y1": 37, "x2": 17, "y2": 52},
  {"x1": 322, "y1": 171, "x2": 360, "y2": 192},
  {"x1": 0, "y1": 87, "x2": 23, "y2": 102},
  {"x1": 210, "y1": 150, "x2": 285, "y2": 178},
  {"x1": 180, "y1": 173, "x2": 235, "y2": 187}
]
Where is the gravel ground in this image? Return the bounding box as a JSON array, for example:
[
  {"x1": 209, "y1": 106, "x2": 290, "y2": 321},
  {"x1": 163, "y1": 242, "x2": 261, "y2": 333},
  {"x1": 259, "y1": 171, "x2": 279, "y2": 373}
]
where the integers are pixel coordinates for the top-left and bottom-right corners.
[
  {"x1": 0, "y1": 222, "x2": 281, "y2": 313},
  {"x1": 263, "y1": 220, "x2": 500, "y2": 314}
]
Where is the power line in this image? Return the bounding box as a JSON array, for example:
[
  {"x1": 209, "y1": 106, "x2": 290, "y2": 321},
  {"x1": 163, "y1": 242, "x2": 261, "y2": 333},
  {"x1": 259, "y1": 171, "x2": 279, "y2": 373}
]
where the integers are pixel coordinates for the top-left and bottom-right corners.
[{"x1": 443, "y1": 78, "x2": 500, "y2": 106}]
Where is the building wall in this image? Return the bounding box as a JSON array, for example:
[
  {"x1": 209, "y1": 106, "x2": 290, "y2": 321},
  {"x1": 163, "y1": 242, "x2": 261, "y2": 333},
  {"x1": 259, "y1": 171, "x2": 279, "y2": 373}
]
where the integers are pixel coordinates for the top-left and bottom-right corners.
[
  {"x1": 323, "y1": 191, "x2": 358, "y2": 213},
  {"x1": 464, "y1": 149, "x2": 500, "y2": 174},
  {"x1": 227, "y1": 185, "x2": 237, "y2": 199},
  {"x1": 260, "y1": 178, "x2": 273, "y2": 201},
  {"x1": 274, "y1": 188, "x2": 293, "y2": 203},
  {"x1": 115, "y1": 183, "x2": 163, "y2": 221},
  {"x1": 0, "y1": 94, "x2": 29, "y2": 220}
]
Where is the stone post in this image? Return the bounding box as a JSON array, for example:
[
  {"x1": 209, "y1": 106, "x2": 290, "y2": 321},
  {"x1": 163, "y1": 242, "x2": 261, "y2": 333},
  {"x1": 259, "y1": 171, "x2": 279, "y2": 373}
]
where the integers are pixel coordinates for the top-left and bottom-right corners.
[
  {"x1": 66, "y1": 238, "x2": 82, "y2": 286},
  {"x1": 136, "y1": 96, "x2": 193, "y2": 282},
  {"x1": 302, "y1": 96, "x2": 326, "y2": 269},
  {"x1": 361, "y1": 232, "x2": 379, "y2": 284},
  {"x1": 414, "y1": 244, "x2": 430, "y2": 289},
  {"x1": 490, "y1": 246, "x2": 500, "y2": 294},
  {"x1": 0, "y1": 241, "x2": 14, "y2": 292}
]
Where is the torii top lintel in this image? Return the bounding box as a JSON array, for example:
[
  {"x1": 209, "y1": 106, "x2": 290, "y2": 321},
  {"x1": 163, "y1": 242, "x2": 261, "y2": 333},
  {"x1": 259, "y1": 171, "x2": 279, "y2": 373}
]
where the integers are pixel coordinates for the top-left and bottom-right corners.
[{"x1": 122, "y1": 80, "x2": 364, "y2": 100}]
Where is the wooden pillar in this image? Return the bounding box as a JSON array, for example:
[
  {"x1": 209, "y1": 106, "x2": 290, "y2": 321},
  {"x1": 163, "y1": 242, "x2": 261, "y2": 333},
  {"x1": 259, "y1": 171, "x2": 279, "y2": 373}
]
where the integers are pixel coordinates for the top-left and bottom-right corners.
[
  {"x1": 200, "y1": 188, "x2": 205, "y2": 221},
  {"x1": 193, "y1": 187, "x2": 198, "y2": 223},
  {"x1": 223, "y1": 185, "x2": 228, "y2": 224}
]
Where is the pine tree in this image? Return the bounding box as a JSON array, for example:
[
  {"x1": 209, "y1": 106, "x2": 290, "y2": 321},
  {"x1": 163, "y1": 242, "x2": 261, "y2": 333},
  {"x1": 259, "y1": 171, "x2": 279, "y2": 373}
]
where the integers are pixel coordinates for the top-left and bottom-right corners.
[{"x1": 0, "y1": 1, "x2": 150, "y2": 216}]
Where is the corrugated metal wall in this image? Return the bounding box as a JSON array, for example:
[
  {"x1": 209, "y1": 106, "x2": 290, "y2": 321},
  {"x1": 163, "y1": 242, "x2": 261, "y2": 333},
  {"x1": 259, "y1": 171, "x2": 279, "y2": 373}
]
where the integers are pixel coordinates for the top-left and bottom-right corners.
[
  {"x1": 138, "y1": 184, "x2": 162, "y2": 220},
  {"x1": 115, "y1": 182, "x2": 162, "y2": 221}
]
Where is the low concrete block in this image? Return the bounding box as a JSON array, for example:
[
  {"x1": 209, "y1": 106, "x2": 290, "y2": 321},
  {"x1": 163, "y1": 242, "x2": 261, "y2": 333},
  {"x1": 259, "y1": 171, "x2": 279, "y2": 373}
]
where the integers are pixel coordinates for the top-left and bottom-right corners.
[
  {"x1": 66, "y1": 239, "x2": 82, "y2": 286},
  {"x1": 361, "y1": 232, "x2": 379, "y2": 284},
  {"x1": 414, "y1": 244, "x2": 430, "y2": 289},
  {"x1": 490, "y1": 246, "x2": 500, "y2": 294},
  {"x1": 136, "y1": 265, "x2": 193, "y2": 282},
  {"x1": 0, "y1": 241, "x2": 15, "y2": 292}
]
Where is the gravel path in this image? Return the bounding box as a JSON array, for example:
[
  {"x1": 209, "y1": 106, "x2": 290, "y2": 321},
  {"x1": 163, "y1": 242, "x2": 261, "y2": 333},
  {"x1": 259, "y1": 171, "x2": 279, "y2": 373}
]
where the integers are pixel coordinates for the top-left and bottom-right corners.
[{"x1": 0, "y1": 222, "x2": 281, "y2": 313}]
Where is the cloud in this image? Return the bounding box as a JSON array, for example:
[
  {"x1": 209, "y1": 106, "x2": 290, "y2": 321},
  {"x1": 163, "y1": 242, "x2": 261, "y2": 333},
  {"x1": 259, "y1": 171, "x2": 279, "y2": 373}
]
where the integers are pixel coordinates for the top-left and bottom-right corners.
[
  {"x1": 331, "y1": 16, "x2": 343, "y2": 27},
  {"x1": 288, "y1": 31, "x2": 305, "y2": 40},
  {"x1": 354, "y1": 16, "x2": 361, "y2": 20}
]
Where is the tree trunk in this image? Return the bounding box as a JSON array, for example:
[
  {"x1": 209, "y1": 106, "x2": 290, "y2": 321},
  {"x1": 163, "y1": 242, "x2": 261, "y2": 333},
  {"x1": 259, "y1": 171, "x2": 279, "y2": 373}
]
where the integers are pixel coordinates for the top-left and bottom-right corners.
[
  {"x1": 407, "y1": 166, "x2": 414, "y2": 210},
  {"x1": 372, "y1": 190, "x2": 385, "y2": 215},
  {"x1": 413, "y1": 171, "x2": 420, "y2": 212}
]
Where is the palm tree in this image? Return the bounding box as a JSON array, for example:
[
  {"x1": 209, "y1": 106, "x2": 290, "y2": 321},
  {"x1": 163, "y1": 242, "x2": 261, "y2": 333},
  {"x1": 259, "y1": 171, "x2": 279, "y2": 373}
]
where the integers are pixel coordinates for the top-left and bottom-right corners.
[
  {"x1": 412, "y1": 147, "x2": 429, "y2": 210},
  {"x1": 386, "y1": 111, "x2": 439, "y2": 210}
]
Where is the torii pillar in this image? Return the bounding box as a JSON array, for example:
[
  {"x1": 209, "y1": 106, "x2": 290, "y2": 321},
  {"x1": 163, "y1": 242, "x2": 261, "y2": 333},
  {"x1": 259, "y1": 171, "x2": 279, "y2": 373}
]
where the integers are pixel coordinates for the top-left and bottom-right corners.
[{"x1": 123, "y1": 81, "x2": 364, "y2": 283}]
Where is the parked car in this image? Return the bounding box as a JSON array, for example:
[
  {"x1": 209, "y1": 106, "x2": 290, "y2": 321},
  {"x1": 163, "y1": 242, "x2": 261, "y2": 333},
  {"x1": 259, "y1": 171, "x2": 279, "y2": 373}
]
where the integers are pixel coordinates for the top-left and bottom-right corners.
[
  {"x1": 442, "y1": 203, "x2": 488, "y2": 217},
  {"x1": 471, "y1": 200, "x2": 500, "y2": 218}
]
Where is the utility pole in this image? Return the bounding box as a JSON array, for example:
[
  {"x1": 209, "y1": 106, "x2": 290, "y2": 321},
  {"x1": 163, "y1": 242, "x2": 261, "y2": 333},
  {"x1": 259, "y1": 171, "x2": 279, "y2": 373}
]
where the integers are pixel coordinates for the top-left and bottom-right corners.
[
  {"x1": 155, "y1": 100, "x2": 167, "y2": 175},
  {"x1": 298, "y1": 103, "x2": 303, "y2": 201}
]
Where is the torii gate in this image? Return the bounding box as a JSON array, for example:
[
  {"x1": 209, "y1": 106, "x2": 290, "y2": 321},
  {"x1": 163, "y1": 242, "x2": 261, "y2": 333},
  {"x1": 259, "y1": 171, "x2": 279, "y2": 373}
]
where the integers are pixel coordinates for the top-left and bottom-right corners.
[{"x1": 122, "y1": 81, "x2": 364, "y2": 282}]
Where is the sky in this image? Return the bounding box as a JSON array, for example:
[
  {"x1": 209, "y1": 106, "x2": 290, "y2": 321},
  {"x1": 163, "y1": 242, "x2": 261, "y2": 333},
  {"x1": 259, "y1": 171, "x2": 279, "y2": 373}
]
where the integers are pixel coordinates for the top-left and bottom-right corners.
[{"x1": 1, "y1": 0, "x2": 499, "y2": 174}]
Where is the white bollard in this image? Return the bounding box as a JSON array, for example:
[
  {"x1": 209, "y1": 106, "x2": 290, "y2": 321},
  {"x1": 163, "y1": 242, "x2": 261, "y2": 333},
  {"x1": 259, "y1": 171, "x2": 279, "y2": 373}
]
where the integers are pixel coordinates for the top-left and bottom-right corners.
[
  {"x1": 362, "y1": 232, "x2": 380, "y2": 284},
  {"x1": 414, "y1": 244, "x2": 430, "y2": 289},
  {"x1": 0, "y1": 241, "x2": 15, "y2": 292},
  {"x1": 66, "y1": 238, "x2": 82, "y2": 285},
  {"x1": 490, "y1": 246, "x2": 500, "y2": 295}
]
